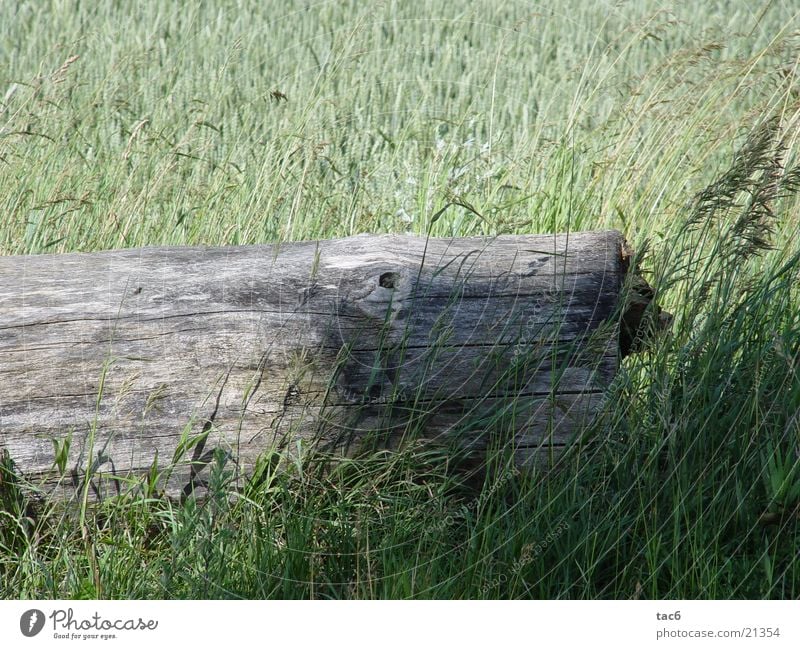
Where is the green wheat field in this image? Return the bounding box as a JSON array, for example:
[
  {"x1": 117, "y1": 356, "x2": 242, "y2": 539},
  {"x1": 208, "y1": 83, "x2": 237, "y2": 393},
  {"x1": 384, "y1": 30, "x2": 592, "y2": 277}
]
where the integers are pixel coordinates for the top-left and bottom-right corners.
[{"x1": 1, "y1": 0, "x2": 799, "y2": 598}]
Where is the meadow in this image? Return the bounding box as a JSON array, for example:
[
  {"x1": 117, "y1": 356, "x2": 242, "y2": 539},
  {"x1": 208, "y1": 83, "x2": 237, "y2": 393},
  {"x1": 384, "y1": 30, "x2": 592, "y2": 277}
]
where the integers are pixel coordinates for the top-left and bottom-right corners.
[{"x1": 1, "y1": 0, "x2": 799, "y2": 598}]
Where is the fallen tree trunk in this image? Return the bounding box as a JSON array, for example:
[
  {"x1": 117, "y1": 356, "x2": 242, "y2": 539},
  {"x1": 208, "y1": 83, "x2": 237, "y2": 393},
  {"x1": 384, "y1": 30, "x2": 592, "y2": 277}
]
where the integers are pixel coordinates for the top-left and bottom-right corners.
[{"x1": 0, "y1": 230, "x2": 663, "y2": 501}]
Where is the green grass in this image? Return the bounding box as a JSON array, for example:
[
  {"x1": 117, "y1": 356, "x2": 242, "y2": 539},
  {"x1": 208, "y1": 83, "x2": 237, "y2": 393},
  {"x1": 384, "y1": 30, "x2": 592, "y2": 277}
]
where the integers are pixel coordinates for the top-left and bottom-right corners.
[{"x1": 1, "y1": 0, "x2": 799, "y2": 598}]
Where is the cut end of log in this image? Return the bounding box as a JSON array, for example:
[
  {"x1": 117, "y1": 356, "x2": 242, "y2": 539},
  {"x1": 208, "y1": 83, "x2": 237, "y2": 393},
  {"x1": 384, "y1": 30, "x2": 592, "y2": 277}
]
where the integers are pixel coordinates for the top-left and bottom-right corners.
[{"x1": 619, "y1": 237, "x2": 673, "y2": 358}]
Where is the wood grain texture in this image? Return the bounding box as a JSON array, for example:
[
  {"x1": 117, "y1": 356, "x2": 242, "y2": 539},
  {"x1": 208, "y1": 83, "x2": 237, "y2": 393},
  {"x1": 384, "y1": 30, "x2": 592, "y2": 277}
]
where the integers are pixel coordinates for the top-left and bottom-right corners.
[{"x1": 0, "y1": 231, "x2": 628, "y2": 500}]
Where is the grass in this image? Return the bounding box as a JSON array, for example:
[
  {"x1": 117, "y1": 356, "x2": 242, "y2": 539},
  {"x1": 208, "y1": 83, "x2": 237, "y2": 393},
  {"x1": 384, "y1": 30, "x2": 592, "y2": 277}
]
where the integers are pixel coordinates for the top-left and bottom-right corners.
[{"x1": 1, "y1": 0, "x2": 799, "y2": 598}]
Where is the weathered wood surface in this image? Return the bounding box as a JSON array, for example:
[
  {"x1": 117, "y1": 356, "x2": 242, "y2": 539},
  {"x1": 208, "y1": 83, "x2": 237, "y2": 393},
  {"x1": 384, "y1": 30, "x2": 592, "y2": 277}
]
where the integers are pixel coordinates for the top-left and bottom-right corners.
[{"x1": 0, "y1": 230, "x2": 641, "y2": 500}]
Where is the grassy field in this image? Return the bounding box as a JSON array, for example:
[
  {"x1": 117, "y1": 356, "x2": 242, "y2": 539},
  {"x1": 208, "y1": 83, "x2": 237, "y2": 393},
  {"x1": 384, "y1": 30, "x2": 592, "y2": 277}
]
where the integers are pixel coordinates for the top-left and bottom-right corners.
[{"x1": 1, "y1": 0, "x2": 799, "y2": 598}]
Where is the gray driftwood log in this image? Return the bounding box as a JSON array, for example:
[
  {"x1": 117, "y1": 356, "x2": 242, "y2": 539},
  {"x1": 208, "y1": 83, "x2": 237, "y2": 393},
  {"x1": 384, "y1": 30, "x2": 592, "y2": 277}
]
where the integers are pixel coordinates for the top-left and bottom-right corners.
[{"x1": 0, "y1": 230, "x2": 664, "y2": 500}]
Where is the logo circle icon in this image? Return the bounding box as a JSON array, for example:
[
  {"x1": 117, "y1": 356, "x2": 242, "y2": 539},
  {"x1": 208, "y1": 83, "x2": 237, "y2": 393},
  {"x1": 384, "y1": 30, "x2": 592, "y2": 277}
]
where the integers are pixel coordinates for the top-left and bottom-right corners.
[{"x1": 20, "y1": 609, "x2": 45, "y2": 637}]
